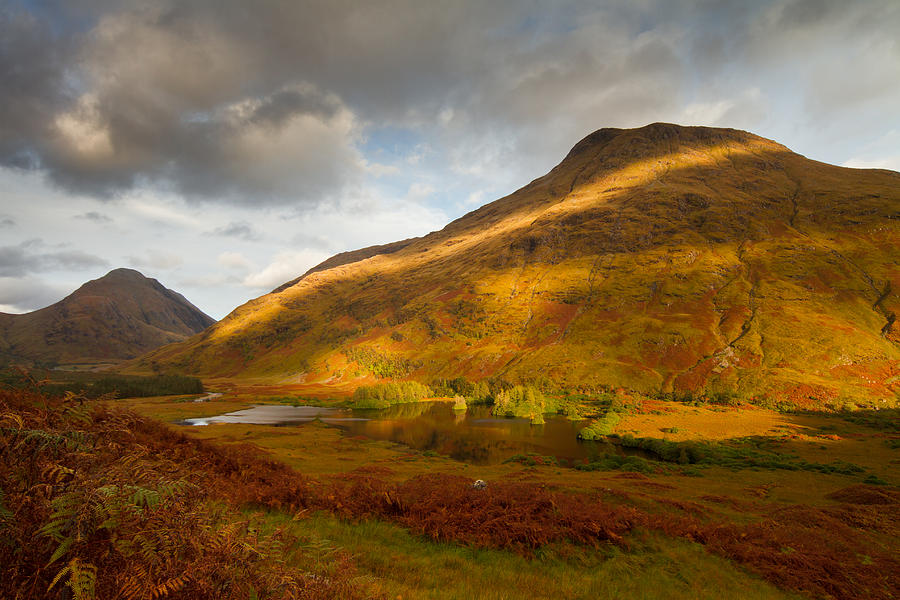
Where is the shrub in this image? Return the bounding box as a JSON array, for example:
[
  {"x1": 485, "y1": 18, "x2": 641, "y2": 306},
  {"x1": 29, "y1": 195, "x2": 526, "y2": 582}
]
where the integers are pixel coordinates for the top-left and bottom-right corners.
[
  {"x1": 577, "y1": 412, "x2": 621, "y2": 440},
  {"x1": 575, "y1": 454, "x2": 660, "y2": 474}
]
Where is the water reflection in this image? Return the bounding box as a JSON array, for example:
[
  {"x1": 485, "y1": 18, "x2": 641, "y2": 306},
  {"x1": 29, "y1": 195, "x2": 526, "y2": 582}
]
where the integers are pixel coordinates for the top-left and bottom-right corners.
[{"x1": 179, "y1": 402, "x2": 627, "y2": 465}]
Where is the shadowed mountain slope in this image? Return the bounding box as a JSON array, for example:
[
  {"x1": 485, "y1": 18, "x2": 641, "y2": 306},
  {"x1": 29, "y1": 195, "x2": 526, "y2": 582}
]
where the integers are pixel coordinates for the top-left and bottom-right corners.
[
  {"x1": 135, "y1": 123, "x2": 900, "y2": 405},
  {"x1": 0, "y1": 268, "x2": 215, "y2": 365}
]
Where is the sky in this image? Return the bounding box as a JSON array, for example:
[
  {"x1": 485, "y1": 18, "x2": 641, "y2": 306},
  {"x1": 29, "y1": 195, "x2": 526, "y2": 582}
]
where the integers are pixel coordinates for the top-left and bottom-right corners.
[{"x1": 1, "y1": 0, "x2": 898, "y2": 319}]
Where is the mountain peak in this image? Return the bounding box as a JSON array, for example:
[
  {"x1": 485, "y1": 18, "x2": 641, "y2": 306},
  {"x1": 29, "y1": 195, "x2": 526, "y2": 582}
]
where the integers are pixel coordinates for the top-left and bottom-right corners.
[
  {"x1": 562, "y1": 123, "x2": 785, "y2": 165},
  {"x1": 103, "y1": 267, "x2": 150, "y2": 280},
  {"x1": 0, "y1": 269, "x2": 215, "y2": 366},
  {"x1": 137, "y1": 124, "x2": 899, "y2": 405}
]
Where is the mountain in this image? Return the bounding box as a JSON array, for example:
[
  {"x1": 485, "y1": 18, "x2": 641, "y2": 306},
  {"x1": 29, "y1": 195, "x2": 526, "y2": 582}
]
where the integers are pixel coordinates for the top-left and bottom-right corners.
[
  {"x1": 0, "y1": 268, "x2": 216, "y2": 366},
  {"x1": 135, "y1": 123, "x2": 900, "y2": 405}
]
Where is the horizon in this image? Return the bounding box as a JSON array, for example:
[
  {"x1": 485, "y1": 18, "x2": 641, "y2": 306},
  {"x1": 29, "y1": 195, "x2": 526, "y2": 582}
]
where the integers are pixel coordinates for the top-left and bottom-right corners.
[{"x1": 2, "y1": 1, "x2": 899, "y2": 319}]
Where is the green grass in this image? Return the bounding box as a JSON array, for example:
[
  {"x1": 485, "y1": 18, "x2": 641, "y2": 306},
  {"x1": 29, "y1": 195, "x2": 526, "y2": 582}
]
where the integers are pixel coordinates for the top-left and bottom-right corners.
[
  {"x1": 267, "y1": 512, "x2": 804, "y2": 600},
  {"x1": 577, "y1": 412, "x2": 621, "y2": 439},
  {"x1": 614, "y1": 435, "x2": 868, "y2": 475}
]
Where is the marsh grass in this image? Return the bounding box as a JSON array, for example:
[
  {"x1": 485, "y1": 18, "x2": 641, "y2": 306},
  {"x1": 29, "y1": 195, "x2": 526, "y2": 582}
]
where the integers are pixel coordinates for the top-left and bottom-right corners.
[{"x1": 268, "y1": 513, "x2": 805, "y2": 600}]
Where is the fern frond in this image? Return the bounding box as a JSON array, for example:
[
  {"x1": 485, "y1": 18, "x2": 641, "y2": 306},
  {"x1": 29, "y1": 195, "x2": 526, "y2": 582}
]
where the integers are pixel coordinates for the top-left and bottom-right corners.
[
  {"x1": 48, "y1": 536, "x2": 74, "y2": 564},
  {"x1": 68, "y1": 558, "x2": 98, "y2": 600},
  {"x1": 48, "y1": 563, "x2": 71, "y2": 591},
  {"x1": 150, "y1": 573, "x2": 191, "y2": 599},
  {"x1": 62, "y1": 399, "x2": 93, "y2": 426},
  {"x1": 42, "y1": 463, "x2": 76, "y2": 484},
  {"x1": 48, "y1": 557, "x2": 98, "y2": 600},
  {"x1": 0, "y1": 411, "x2": 24, "y2": 428},
  {"x1": 0, "y1": 487, "x2": 12, "y2": 520}
]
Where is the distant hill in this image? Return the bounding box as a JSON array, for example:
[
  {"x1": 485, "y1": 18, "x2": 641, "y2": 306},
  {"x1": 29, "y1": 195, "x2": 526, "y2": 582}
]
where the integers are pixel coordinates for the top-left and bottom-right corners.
[
  {"x1": 135, "y1": 123, "x2": 899, "y2": 406},
  {"x1": 0, "y1": 268, "x2": 215, "y2": 366}
]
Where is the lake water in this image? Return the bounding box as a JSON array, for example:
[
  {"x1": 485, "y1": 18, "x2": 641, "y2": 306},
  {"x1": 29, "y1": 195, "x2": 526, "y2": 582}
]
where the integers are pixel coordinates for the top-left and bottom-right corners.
[{"x1": 179, "y1": 402, "x2": 628, "y2": 465}]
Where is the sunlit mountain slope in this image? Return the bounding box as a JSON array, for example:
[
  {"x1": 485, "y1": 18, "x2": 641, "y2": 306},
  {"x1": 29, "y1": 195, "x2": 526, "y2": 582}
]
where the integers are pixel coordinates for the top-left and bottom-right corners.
[{"x1": 136, "y1": 124, "x2": 900, "y2": 405}]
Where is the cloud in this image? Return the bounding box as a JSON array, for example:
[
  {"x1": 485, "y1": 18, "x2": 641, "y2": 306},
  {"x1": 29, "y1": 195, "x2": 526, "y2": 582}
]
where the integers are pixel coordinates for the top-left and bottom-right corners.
[
  {"x1": 0, "y1": 0, "x2": 898, "y2": 213},
  {"x1": 242, "y1": 249, "x2": 330, "y2": 290},
  {"x1": 217, "y1": 251, "x2": 254, "y2": 270},
  {"x1": 461, "y1": 190, "x2": 485, "y2": 208},
  {"x1": 0, "y1": 216, "x2": 15, "y2": 228},
  {"x1": 0, "y1": 240, "x2": 108, "y2": 277},
  {"x1": 127, "y1": 250, "x2": 183, "y2": 271},
  {"x1": 842, "y1": 156, "x2": 900, "y2": 172},
  {"x1": 407, "y1": 182, "x2": 436, "y2": 202},
  {"x1": 0, "y1": 276, "x2": 68, "y2": 313},
  {"x1": 208, "y1": 221, "x2": 261, "y2": 242},
  {"x1": 75, "y1": 211, "x2": 113, "y2": 223}
]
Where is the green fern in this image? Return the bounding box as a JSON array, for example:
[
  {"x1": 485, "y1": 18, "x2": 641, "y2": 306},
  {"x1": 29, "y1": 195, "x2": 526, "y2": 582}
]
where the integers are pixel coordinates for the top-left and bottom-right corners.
[
  {"x1": 49, "y1": 557, "x2": 97, "y2": 600},
  {"x1": 0, "y1": 487, "x2": 13, "y2": 524},
  {"x1": 61, "y1": 395, "x2": 93, "y2": 425}
]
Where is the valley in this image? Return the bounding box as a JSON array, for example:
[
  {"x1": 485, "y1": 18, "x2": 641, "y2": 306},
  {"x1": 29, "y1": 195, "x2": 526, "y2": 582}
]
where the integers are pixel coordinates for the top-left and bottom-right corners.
[{"x1": 2, "y1": 124, "x2": 898, "y2": 600}]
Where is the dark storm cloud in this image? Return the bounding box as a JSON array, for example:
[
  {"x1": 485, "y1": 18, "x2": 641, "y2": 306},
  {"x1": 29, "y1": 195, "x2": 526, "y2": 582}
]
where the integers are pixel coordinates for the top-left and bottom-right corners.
[
  {"x1": 0, "y1": 239, "x2": 108, "y2": 277},
  {"x1": 1, "y1": 0, "x2": 898, "y2": 203},
  {"x1": 0, "y1": 5, "x2": 71, "y2": 169},
  {"x1": 208, "y1": 221, "x2": 260, "y2": 242}
]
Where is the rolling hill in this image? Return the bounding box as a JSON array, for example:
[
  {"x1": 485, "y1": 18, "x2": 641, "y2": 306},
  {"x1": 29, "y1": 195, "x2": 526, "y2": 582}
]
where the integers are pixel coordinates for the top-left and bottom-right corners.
[
  {"x1": 0, "y1": 268, "x2": 215, "y2": 366},
  {"x1": 134, "y1": 123, "x2": 900, "y2": 406}
]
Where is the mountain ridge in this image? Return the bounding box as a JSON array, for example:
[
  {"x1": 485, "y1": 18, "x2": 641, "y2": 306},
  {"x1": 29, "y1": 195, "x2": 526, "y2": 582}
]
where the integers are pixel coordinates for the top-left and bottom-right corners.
[
  {"x1": 0, "y1": 268, "x2": 216, "y2": 366},
  {"x1": 134, "y1": 123, "x2": 900, "y2": 406}
]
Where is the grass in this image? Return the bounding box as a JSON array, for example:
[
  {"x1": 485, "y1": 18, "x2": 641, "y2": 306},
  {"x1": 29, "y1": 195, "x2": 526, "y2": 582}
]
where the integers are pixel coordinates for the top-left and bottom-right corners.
[
  {"x1": 269, "y1": 513, "x2": 804, "y2": 600},
  {"x1": 608, "y1": 434, "x2": 870, "y2": 476},
  {"x1": 107, "y1": 390, "x2": 900, "y2": 599},
  {"x1": 577, "y1": 412, "x2": 621, "y2": 439}
]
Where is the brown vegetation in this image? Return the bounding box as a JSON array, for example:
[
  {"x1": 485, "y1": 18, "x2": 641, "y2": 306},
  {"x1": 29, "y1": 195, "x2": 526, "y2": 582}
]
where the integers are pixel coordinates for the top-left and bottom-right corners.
[
  {"x1": 0, "y1": 388, "x2": 361, "y2": 599},
  {"x1": 3, "y1": 389, "x2": 898, "y2": 599}
]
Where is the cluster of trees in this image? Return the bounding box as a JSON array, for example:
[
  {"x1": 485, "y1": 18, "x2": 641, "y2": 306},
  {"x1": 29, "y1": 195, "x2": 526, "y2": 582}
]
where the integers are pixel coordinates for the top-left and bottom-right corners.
[
  {"x1": 343, "y1": 347, "x2": 420, "y2": 379},
  {"x1": 492, "y1": 385, "x2": 558, "y2": 419},
  {"x1": 351, "y1": 381, "x2": 433, "y2": 408},
  {"x1": 39, "y1": 374, "x2": 204, "y2": 399}
]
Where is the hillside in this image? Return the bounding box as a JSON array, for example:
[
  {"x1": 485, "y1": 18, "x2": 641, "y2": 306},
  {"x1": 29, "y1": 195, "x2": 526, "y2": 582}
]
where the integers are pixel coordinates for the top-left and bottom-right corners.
[
  {"x1": 0, "y1": 268, "x2": 215, "y2": 366},
  {"x1": 135, "y1": 123, "x2": 900, "y2": 405}
]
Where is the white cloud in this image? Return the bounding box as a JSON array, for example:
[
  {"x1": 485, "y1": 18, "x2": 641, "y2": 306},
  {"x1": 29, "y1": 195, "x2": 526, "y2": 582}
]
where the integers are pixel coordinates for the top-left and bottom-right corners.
[
  {"x1": 127, "y1": 250, "x2": 184, "y2": 270},
  {"x1": 125, "y1": 196, "x2": 203, "y2": 229},
  {"x1": 464, "y1": 190, "x2": 485, "y2": 206},
  {"x1": 406, "y1": 182, "x2": 436, "y2": 202},
  {"x1": 841, "y1": 156, "x2": 900, "y2": 172},
  {"x1": 243, "y1": 249, "x2": 330, "y2": 290},
  {"x1": 363, "y1": 161, "x2": 401, "y2": 177},
  {"x1": 217, "y1": 251, "x2": 254, "y2": 270}
]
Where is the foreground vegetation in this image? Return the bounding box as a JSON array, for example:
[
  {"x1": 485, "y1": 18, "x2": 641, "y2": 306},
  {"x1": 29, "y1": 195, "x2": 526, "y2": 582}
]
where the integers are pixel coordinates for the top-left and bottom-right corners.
[
  {"x1": 0, "y1": 387, "x2": 364, "y2": 599},
  {"x1": 3, "y1": 384, "x2": 899, "y2": 599}
]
